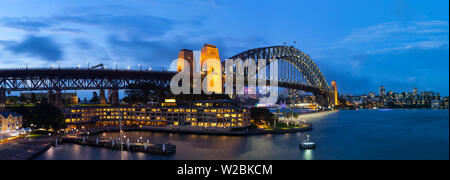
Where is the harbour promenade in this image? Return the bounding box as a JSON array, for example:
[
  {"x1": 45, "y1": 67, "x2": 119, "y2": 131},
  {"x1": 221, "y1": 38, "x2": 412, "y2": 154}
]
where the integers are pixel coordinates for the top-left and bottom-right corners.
[
  {"x1": 79, "y1": 124, "x2": 313, "y2": 136},
  {"x1": 0, "y1": 123, "x2": 313, "y2": 160},
  {"x1": 61, "y1": 136, "x2": 176, "y2": 155},
  {"x1": 0, "y1": 137, "x2": 54, "y2": 160}
]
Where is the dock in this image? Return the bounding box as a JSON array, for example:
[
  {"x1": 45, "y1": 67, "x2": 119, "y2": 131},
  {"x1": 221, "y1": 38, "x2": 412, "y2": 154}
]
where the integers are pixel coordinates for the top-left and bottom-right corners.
[{"x1": 60, "y1": 137, "x2": 176, "y2": 155}]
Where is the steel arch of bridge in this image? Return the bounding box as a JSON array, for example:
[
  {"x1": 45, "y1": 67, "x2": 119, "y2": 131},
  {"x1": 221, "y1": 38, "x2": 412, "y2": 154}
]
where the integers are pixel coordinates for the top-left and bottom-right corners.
[{"x1": 228, "y1": 46, "x2": 331, "y2": 92}]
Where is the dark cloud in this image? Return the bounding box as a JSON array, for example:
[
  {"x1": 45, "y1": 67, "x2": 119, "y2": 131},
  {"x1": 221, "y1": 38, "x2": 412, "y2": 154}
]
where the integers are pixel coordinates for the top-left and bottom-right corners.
[
  {"x1": 5, "y1": 36, "x2": 63, "y2": 61},
  {"x1": 1, "y1": 13, "x2": 174, "y2": 38},
  {"x1": 107, "y1": 35, "x2": 198, "y2": 68},
  {"x1": 51, "y1": 14, "x2": 174, "y2": 37}
]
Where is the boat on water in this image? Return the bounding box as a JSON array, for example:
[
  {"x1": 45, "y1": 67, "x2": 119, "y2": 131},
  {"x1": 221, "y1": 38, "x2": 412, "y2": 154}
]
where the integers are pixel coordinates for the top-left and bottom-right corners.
[{"x1": 299, "y1": 134, "x2": 316, "y2": 149}]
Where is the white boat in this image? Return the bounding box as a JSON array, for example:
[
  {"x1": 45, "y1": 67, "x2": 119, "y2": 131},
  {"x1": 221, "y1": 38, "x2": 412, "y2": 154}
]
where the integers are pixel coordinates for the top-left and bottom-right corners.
[{"x1": 299, "y1": 134, "x2": 316, "y2": 149}]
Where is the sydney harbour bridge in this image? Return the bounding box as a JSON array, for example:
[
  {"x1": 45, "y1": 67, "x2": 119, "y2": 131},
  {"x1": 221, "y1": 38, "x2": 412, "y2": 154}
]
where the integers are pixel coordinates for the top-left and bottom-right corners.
[{"x1": 0, "y1": 46, "x2": 337, "y2": 107}]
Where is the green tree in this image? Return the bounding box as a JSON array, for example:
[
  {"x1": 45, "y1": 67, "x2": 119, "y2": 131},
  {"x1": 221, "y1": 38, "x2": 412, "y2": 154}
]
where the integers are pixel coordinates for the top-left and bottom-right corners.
[
  {"x1": 31, "y1": 93, "x2": 38, "y2": 104},
  {"x1": 250, "y1": 107, "x2": 274, "y2": 125},
  {"x1": 124, "y1": 82, "x2": 173, "y2": 104},
  {"x1": 13, "y1": 103, "x2": 66, "y2": 130},
  {"x1": 90, "y1": 91, "x2": 99, "y2": 103}
]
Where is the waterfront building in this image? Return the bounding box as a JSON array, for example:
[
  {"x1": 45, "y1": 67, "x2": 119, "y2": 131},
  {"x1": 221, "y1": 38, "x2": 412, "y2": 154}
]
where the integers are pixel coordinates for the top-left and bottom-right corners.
[
  {"x1": 443, "y1": 97, "x2": 449, "y2": 109},
  {"x1": 368, "y1": 92, "x2": 375, "y2": 99},
  {"x1": 20, "y1": 92, "x2": 77, "y2": 105},
  {"x1": 0, "y1": 112, "x2": 23, "y2": 132},
  {"x1": 64, "y1": 99, "x2": 251, "y2": 130},
  {"x1": 431, "y1": 100, "x2": 441, "y2": 109}
]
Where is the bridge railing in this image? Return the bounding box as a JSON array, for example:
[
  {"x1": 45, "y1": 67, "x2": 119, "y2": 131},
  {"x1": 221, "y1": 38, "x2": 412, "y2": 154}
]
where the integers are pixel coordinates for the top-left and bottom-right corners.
[{"x1": 0, "y1": 67, "x2": 175, "y2": 73}]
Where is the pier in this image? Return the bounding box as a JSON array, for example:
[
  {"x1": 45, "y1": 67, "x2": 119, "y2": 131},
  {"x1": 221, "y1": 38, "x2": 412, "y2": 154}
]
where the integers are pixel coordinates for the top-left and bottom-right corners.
[{"x1": 60, "y1": 137, "x2": 176, "y2": 155}]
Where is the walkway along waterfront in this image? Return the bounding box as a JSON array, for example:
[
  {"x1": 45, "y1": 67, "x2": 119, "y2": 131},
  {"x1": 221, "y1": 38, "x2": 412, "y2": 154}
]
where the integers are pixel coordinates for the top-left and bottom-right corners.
[
  {"x1": 0, "y1": 136, "x2": 54, "y2": 160},
  {"x1": 0, "y1": 123, "x2": 312, "y2": 160},
  {"x1": 60, "y1": 136, "x2": 176, "y2": 155},
  {"x1": 78, "y1": 124, "x2": 313, "y2": 137}
]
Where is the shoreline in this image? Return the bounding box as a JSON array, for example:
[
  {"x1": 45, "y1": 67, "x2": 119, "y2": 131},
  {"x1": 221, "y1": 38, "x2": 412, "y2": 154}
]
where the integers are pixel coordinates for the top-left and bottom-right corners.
[
  {"x1": 0, "y1": 137, "x2": 54, "y2": 160},
  {"x1": 80, "y1": 124, "x2": 313, "y2": 137},
  {"x1": 21, "y1": 124, "x2": 312, "y2": 160}
]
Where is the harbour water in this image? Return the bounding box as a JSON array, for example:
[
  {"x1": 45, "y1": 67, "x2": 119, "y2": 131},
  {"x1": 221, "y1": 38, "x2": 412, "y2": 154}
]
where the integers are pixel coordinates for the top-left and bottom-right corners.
[{"x1": 36, "y1": 109, "x2": 449, "y2": 160}]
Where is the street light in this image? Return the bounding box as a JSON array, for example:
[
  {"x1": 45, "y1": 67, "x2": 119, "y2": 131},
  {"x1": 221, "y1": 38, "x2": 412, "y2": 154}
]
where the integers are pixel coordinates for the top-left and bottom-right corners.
[{"x1": 114, "y1": 63, "x2": 118, "y2": 70}]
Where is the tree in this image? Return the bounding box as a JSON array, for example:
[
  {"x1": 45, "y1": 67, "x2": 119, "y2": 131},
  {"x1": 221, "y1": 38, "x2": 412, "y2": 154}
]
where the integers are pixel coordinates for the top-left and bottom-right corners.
[
  {"x1": 124, "y1": 82, "x2": 173, "y2": 104},
  {"x1": 31, "y1": 93, "x2": 38, "y2": 104},
  {"x1": 250, "y1": 107, "x2": 275, "y2": 125},
  {"x1": 18, "y1": 95, "x2": 26, "y2": 104},
  {"x1": 90, "y1": 91, "x2": 99, "y2": 103},
  {"x1": 12, "y1": 103, "x2": 66, "y2": 130},
  {"x1": 32, "y1": 102, "x2": 66, "y2": 130}
]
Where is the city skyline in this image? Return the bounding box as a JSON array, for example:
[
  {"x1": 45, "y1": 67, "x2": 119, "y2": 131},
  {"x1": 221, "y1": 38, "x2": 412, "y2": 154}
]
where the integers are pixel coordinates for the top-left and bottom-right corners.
[{"x1": 0, "y1": 0, "x2": 449, "y2": 96}]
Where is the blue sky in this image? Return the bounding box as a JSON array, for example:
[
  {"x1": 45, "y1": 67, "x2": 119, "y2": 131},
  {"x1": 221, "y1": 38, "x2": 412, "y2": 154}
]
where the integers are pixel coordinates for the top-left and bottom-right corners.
[{"x1": 0, "y1": 0, "x2": 448, "y2": 96}]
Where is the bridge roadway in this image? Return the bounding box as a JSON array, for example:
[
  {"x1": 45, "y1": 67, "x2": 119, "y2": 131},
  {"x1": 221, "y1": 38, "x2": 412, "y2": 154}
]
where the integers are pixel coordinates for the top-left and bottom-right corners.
[{"x1": 0, "y1": 68, "x2": 176, "y2": 106}]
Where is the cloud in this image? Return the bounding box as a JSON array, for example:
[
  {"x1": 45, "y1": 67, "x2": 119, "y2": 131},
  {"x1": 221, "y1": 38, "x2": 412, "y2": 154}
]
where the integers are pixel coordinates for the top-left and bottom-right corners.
[
  {"x1": 51, "y1": 14, "x2": 174, "y2": 37},
  {"x1": 0, "y1": 17, "x2": 53, "y2": 31},
  {"x1": 4, "y1": 35, "x2": 63, "y2": 61},
  {"x1": 342, "y1": 20, "x2": 449, "y2": 54},
  {"x1": 318, "y1": 63, "x2": 376, "y2": 95}
]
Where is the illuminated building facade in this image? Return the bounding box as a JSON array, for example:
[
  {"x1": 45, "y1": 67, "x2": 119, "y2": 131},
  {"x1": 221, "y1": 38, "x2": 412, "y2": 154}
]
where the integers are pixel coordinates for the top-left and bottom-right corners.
[
  {"x1": 200, "y1": 44, "x2": 222, "y2": 94},
  {"x1": 0, "y1": 112, "x2": 23, "y2": 132},
  {"x1": 331, "y1": 80, "x2": 339, "y2": 106},
  {"x1": 64, "y1": 100, "x2": 251, "y2": 130},
  {"x1": 177, "y1": 49, "x2": 194, "y2": 73}
]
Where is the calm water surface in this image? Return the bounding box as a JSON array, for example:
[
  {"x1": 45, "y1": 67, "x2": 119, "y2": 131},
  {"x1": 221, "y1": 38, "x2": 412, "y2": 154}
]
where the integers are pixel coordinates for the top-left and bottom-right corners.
[{"x1": 37, "y1": 109, "x2": 449, "y2": 160}]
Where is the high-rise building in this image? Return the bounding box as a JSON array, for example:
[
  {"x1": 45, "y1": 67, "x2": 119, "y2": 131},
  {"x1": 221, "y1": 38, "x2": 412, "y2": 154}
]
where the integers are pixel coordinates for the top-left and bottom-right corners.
[
  {"x1": 413, "y1": 88, "x2": 418, "y2": 96},
  {"x1": 379, "y1": 86, "x2": 386, "y2": 97},
  {"x1": 369, "y1": 92, "x2": 376, "y2": 99}
]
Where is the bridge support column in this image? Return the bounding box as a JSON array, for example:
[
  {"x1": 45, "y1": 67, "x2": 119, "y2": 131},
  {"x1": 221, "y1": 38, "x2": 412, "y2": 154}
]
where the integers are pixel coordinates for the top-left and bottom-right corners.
[
  {"x1": 0, "y1": 89, "x2": 6, "y2": 111},
  {"x1": 48, "y1": 90, "x2": 55, "y2": 105},
  {"x1": 109, "y1": 89, "x2": 119, "y2": 105},
  {"x1": 99, "y1": 90, "x2": 107, "y2": 105},
  {"x1": 55, "y1": 90, "x2": 63, "y2": 107}
]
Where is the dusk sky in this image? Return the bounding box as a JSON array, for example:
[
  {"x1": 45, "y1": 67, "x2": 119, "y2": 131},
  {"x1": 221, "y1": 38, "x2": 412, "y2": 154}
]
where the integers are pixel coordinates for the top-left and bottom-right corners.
[{"x1": 0, "y1": 0, "x2": 448, "y2": 96}]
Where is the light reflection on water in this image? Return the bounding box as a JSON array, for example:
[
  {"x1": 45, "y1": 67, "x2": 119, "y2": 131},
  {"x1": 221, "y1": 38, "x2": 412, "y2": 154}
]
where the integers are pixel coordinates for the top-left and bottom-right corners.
[
  {"x1": 303, "y1": 150, "x2": 314, "y2": 160},
  {"x1": 36, "y1": 109, "x2": 449, "y2": 160}
]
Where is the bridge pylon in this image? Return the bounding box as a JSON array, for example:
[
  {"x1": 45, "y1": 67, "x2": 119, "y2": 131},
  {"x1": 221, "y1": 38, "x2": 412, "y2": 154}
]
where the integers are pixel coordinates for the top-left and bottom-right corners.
[
  {"x1": 109, "y1": 89, "x2": 119, "y2": 105},
  {"x1": 100, "y1": 89, "x2": 107, "y2": 105},
  {"x1": 0, "y1": 89, "x2": 6, "y2": 111},
  {"x1": 55, "y1": 89, "x2": 63, "y2": 107},
  {"x1": 48, "y1": 90, "x2": 55, "y2": 105}
]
